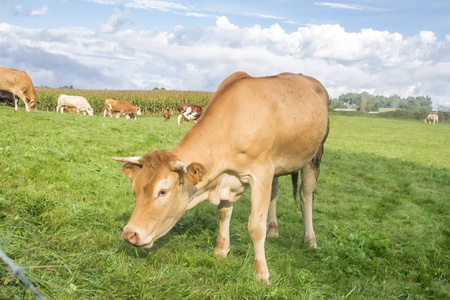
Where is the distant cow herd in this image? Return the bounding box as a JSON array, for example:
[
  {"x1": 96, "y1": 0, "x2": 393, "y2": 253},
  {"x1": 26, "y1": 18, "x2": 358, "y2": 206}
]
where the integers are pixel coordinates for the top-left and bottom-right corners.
[{"x1": 0, "y1": 66, "x2": 202, "y2": 124}]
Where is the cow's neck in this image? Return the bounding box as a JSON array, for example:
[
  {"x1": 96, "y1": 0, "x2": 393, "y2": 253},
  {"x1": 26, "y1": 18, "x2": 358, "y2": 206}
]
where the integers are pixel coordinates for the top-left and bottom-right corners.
[{"x1": 171, "y1": 126, "x2": 231, "y2": 209}]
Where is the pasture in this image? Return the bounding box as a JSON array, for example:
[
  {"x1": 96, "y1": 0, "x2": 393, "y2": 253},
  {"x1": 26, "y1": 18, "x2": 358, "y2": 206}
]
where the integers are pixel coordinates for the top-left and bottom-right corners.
[{"x1": 0, "y1": 107, "x2": 449, "y2": 299}]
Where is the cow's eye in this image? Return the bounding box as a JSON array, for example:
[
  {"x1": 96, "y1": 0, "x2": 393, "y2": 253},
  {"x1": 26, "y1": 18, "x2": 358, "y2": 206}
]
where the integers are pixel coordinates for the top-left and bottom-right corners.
[{"x1": 158, "y1": 189, "x2": 168, "y2": 197}]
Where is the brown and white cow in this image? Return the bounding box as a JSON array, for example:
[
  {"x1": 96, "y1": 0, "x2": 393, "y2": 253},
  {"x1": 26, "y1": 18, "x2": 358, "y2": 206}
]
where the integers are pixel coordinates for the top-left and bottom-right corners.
[
  {"x1": 0, "y1": 66, "x2": 39, "y2": 111},
  {"x1": 113, "y1": 72, "x2": 330, "y2": 284},
  {"x1": 104, "y1": 99, "x2": 141, "y2": 119},
  {"x1": 177, "y1": 103, "x2": 202, "y2": 124},
  {"x1": 424, "y1": 113, "x2": 439, "y2": 125}
]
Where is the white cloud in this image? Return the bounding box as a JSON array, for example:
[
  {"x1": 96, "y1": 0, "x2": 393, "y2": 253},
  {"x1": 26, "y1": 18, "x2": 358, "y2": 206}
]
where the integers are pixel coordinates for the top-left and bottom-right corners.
[
  {"x1": 87, "y1": 0, "x2": 191, "y2": 13},
  {"x1": 13, "y1": 4, "x2": 49, "y2": 16},
  {"x1": 101, "y1": 7, "x2": 132, "y2": 33},
  {"x1": 314, "y1": 2, "x2": 364, "y2": 11},
  {"x1": 30, "y1": 5, "x2": 49, "y2": 16},
  {"x1": 0, "y1": 17, "x2": 449, "y2": 108}
]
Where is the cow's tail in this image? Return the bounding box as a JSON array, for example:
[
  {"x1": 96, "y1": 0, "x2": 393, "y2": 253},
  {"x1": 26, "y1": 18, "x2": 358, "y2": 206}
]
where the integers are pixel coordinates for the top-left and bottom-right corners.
[
  {"x1": 291, "y1": 172, "x2": 299, "y2": 203},
  {"x1": 291, "y1": 117, "x2": 330, "y2": 204}
]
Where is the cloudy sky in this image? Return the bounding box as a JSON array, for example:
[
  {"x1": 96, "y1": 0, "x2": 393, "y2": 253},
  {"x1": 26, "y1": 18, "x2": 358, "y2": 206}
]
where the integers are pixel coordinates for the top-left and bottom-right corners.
[{"x1": 1, "y1": 0, "x2": 449, "y2": 108}]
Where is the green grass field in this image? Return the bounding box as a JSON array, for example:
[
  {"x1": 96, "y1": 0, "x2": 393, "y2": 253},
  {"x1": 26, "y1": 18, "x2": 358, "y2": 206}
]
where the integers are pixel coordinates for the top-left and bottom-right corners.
[{"x1": 1, "y1": 107, "x2": 449, "y2": 299}]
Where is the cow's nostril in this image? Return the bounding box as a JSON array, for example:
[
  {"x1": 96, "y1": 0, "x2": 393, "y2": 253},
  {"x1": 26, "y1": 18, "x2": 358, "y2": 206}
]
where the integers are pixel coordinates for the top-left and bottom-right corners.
[
  {"x1": 129, "y1": 232, "x2": 138, "y2": 243},
  {"x1": 122, "y1": 227, "x2": 140, "y2": 244}
]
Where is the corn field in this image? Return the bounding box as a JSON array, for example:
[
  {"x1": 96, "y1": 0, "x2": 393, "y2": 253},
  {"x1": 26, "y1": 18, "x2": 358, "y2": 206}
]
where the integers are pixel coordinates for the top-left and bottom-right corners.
[{"x1": 35, "y1": 88, "x2": 214, "y2": 115}]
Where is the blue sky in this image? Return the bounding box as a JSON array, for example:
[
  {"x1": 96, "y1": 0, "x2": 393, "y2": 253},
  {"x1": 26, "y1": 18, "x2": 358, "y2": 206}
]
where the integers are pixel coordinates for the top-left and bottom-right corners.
[{"x1": 1, "y1": 0, "x2": 449, "y2": 108}]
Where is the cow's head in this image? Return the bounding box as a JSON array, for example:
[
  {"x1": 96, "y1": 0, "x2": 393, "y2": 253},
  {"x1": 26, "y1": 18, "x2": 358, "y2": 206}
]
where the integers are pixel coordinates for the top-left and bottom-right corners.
[
  {"x1": 87, "y1": 107, "x2": 94, "y2": 116},
  {"x1": 113, "y1": 150, "x2": 206, "y2": 248},
  {"x1": 136, "y1": 107, "x2": 142, "y2": 115},
  {"x1": 27, "y1": 99, "x2": 39, "y2": 111}
]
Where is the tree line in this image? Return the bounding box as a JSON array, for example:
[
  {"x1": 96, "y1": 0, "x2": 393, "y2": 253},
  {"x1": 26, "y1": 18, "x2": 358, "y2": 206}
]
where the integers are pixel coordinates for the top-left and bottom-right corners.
[{"x1": 330, "y1": 92, "x2": 433, "y2": 112}]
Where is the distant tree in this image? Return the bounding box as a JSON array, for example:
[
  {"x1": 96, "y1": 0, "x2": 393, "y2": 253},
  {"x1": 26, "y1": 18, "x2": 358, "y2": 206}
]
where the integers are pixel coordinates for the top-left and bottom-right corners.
[
  {"x1": 59, "y1": 85, "x2": 73, "y2": 89},
  {"x1": 416, "y1": 96, "x2": 432, "y2": 110},
  {"x1": 389, "y1": 94, "x2": 402, "y2": 108},
  {"x1": 438, "y1": 105, "x2": 450, "y2": 112},
  {"x1": 330, "y1": 92, "x2": 433, "y2": 112}
]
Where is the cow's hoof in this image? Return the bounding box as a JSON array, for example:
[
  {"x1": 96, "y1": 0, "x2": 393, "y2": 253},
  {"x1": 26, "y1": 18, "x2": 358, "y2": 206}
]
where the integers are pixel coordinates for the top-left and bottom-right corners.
[
  {"x1": 214, "y1": 247, "x2": 229, "y2": 257},
  {"x1": 260, "y1": 278, "x2": 271, "y2": 286},
  {"x1": 266, "y1": 222, "x2": 279, "y2": 238},
  {"x1": 304, "y1": 235, "x2": 317, "y2": 248},
  {"x1": 256, "y1": 273, "x2": 271, "y2": 286}
]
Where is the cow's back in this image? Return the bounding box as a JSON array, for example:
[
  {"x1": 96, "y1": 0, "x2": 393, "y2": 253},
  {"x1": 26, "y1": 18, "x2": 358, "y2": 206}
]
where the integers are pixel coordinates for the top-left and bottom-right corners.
[
  {"x1": 106, "y1": 99, "x2": 136, "y2": 113},
  {"x1": 58, "y1": 94, "x2": 89, "y2": 107},
  {"x1": 180, "y1": 72, "x2": 329, "y2": 175}
]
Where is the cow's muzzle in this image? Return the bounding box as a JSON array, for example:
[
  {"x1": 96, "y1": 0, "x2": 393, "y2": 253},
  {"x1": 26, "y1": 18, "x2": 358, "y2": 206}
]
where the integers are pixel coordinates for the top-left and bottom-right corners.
[
  {"x1": 122, "y1": 226, "x2": 140, "y2": 244},
  {"x1": 122, "y1": 226, "x2": 154, "y2": 248}
]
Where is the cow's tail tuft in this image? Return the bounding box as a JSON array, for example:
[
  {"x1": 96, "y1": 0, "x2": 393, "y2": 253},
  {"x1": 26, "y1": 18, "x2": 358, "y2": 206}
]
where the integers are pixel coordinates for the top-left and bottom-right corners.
[{"x1": 291, "y1": 172, "x2": 299, "y2": 203}]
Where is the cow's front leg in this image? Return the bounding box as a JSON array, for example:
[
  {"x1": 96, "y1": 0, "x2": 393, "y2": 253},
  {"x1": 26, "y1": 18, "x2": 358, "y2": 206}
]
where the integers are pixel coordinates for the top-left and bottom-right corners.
[
  {"x1": 248, "y1": 173, "x2": 273, "y2": 285},
  {"x1": 214, "y1": 200, "x2": 233, "y2": 257},
  {"x1": 267, "y1": 177, "x2": 279, "y2": 238}
]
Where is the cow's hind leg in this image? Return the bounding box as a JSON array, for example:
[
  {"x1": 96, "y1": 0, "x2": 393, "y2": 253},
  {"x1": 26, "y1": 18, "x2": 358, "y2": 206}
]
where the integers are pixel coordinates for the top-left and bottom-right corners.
[
  {"x1": 300, "y1": 146, "x2": 324, "y2": 248},
  {"x1": 214, "y1": 200, "x2": 233, "y2": 257},
  {"x1": 267, "y1": 177, "x2": 279, "y2": 238},
  {"x1": 14, "y1": 97, "x2": 19, "y2": 111}
]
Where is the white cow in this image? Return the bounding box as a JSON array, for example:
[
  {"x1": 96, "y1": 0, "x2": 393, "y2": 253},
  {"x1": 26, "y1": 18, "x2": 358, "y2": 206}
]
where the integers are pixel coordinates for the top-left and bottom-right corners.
[
  {"x1": 424, "y1": 114, "x2": 439, "y2": 125},
  {"x1": 56, "y1": 94, "x2": 94, "y2": 115}
]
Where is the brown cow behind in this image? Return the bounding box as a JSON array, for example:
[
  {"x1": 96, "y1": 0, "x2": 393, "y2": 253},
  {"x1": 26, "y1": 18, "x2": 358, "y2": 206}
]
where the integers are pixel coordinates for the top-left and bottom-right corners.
[
  {"x1": 62, "y1": 106, "x2": 78, "y2": 114},
  {"x1": 0, "y1": 66, "x2": 39, "y2": 111},
  {"x1": 0, "y1": 91, "x2": 15, "y2": 107}
]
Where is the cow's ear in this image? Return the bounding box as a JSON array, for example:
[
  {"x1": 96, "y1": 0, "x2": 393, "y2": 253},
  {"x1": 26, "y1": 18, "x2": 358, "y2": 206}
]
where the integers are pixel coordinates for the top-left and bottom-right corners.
[
  {"x1": 186, "y1": 163, "x2": 207, "y2": 185},
  {"x1": 121, "y1": 162, "x2": 142, "y2": 181},
  {"x1": 112, "y1": 157, "x2": 142, "y2": 181}
]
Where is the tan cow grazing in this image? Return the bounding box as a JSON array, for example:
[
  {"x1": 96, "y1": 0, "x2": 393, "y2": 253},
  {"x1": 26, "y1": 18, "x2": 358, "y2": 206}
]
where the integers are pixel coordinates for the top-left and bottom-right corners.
[
  {"x1": 62, "y1": 106, "x2": 78, "y2": 114},
  {"x1": 104, "y1": 99, "x2": 141, "y2": 119},
  {"x1": 113, "y1": 72, "x2": 330, "y2": 285},
  {"x1": 424, "y1": 113, "x2": 439, "y2": 125},
  {"x1": 180, "y1": 114, "x2": 196, "y2": 124},
  {"x1": 0, "y1": 66, "x2": 39, "y2": 111}
]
